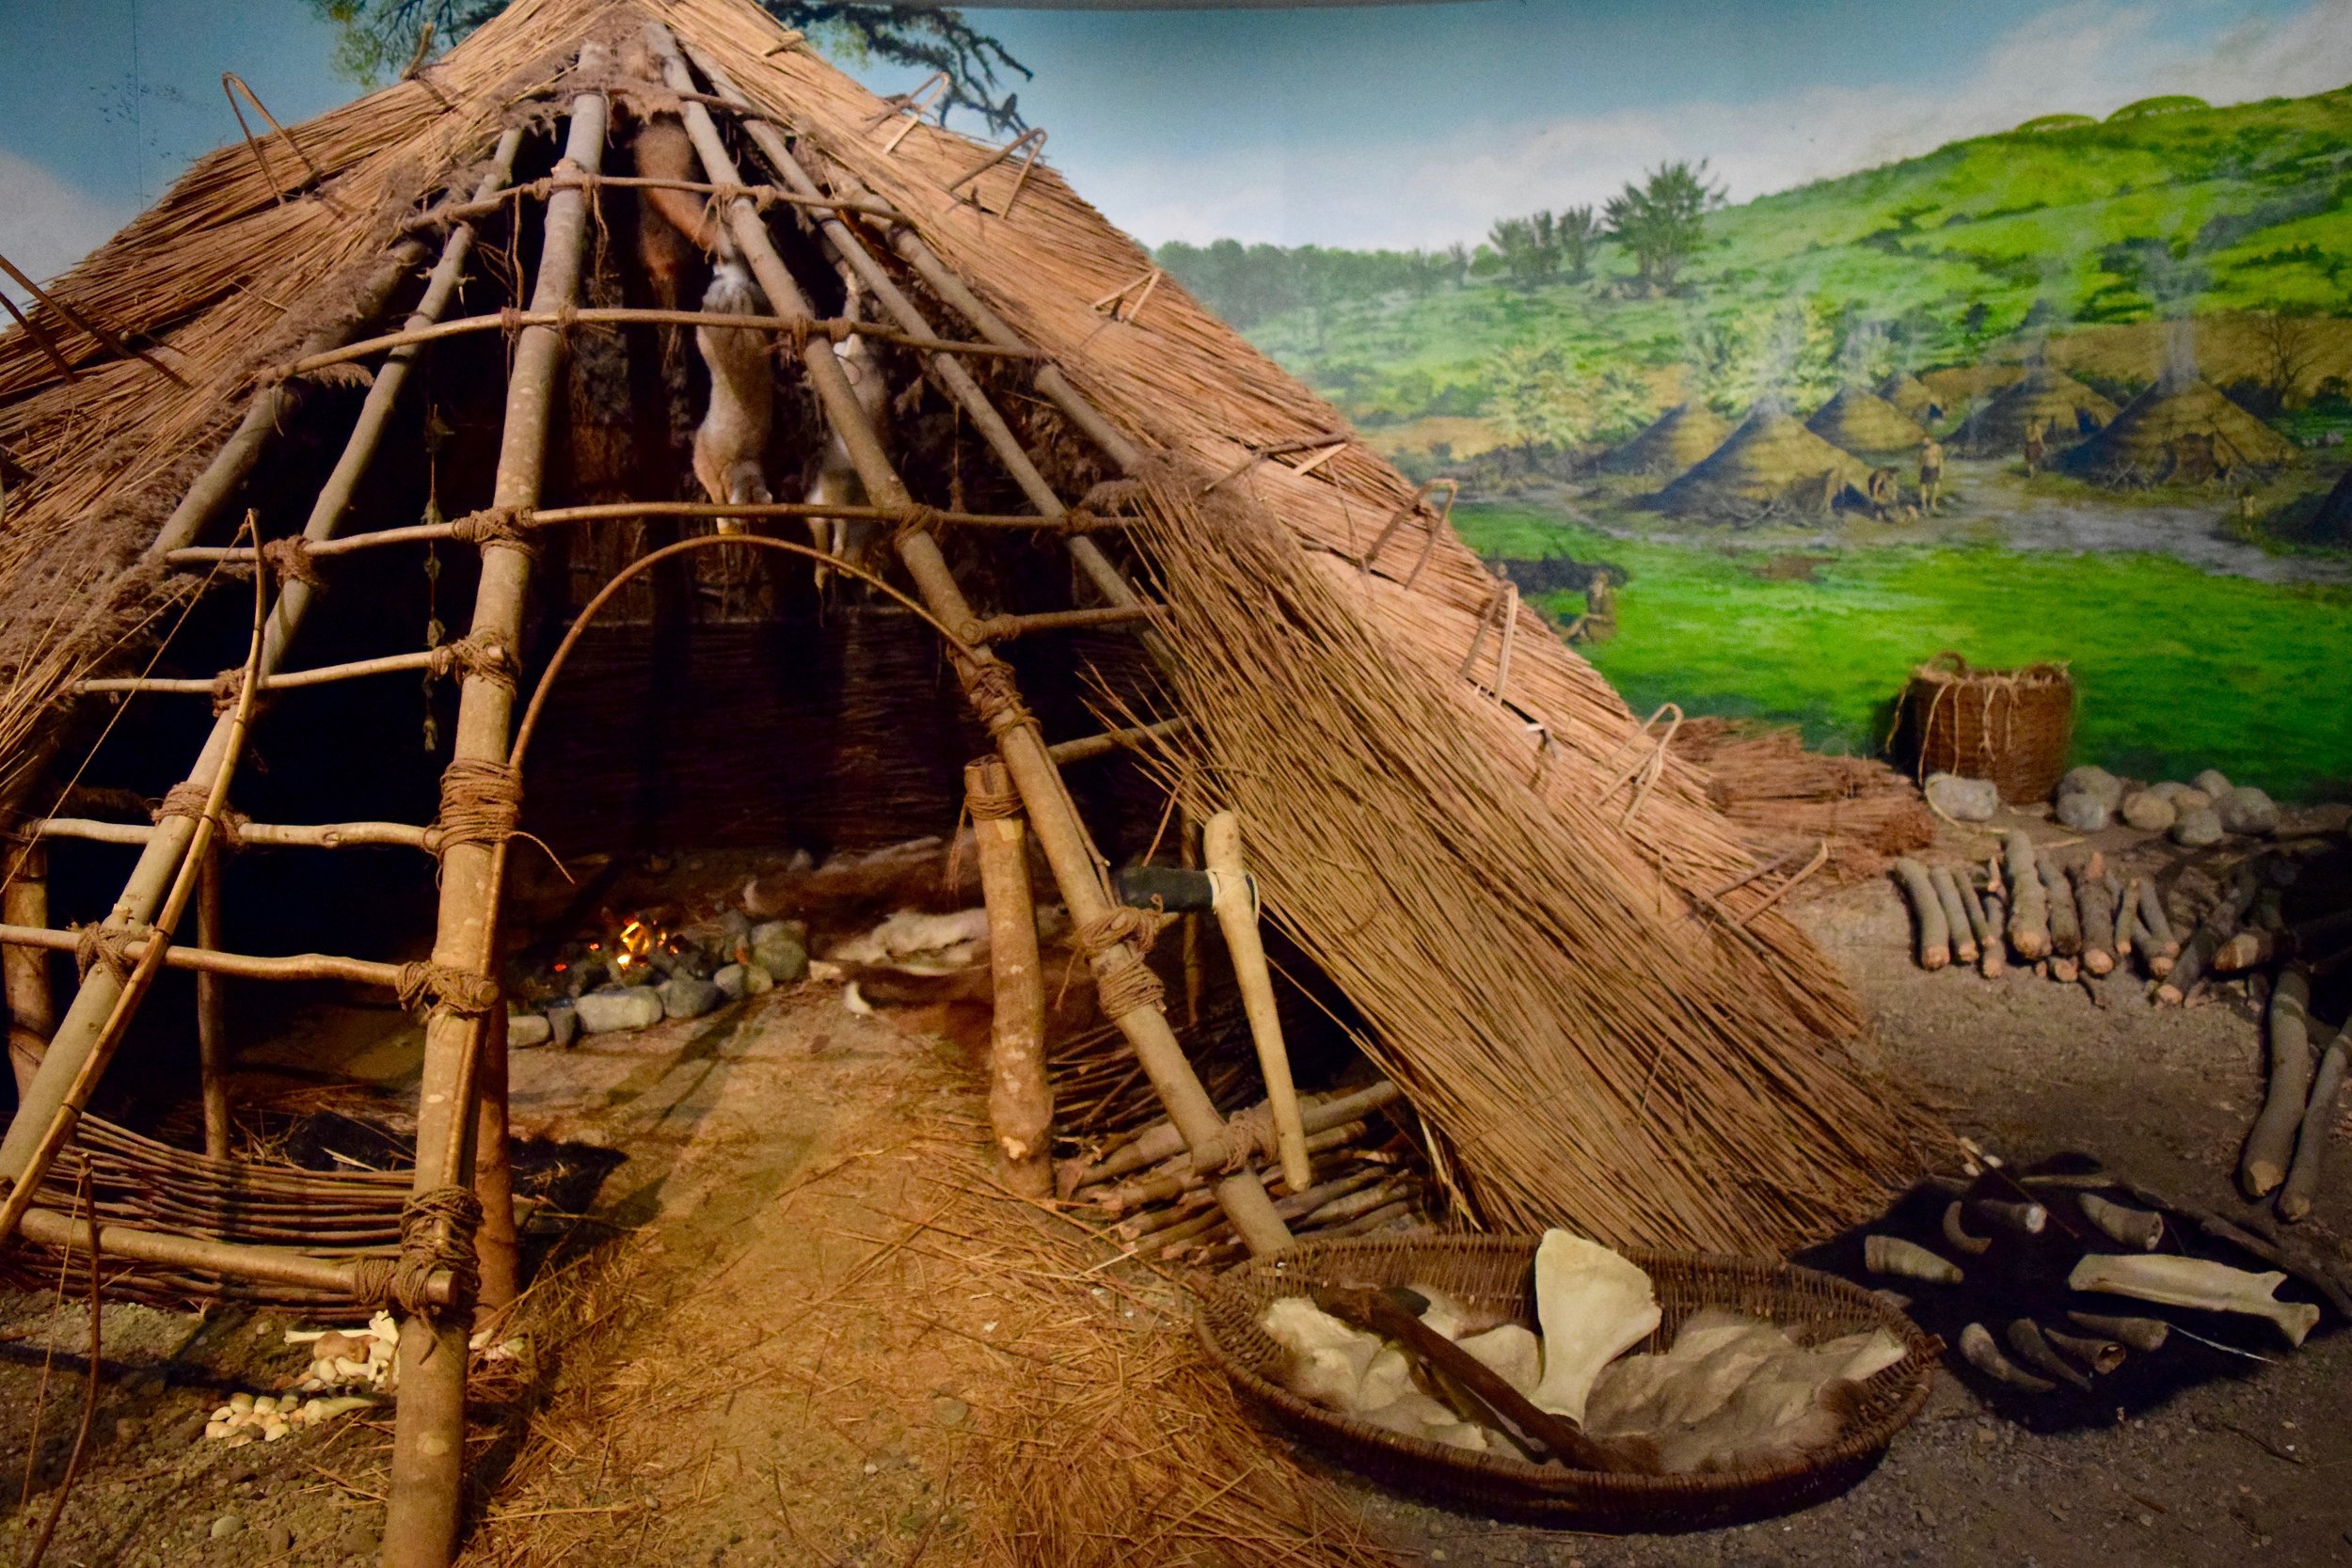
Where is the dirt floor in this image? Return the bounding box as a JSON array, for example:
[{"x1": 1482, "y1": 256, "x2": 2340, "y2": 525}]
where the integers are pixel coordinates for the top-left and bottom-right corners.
[{"x1": 2, "y1": 814, "x2": 2349, "y2": 1565}]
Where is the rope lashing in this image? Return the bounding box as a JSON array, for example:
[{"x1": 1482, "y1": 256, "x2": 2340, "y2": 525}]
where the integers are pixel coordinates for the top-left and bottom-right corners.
[
  {"x1": 450, "y1": 505, "x2": 537, "y2": 556},
  {"x1": 1214, "y1": 1102, "x2": 1280, "y2": 1174},
  {"x1": 1591, "y1": 703, "x2": 1685, "y2": 827},
  {"x1": 964, "y1": 770, "x2": 1025, "y2": 822},
  {"x1": 776, "y1": 314, "x2": 855, "y2": 357},
  {"x1": 1060, "y1": 477, "x2": 1145, "y2": 532},
  {"x1": 258, "y1": 535, "x2": 322, "y2": 586},
  {"x1": 1076, "y1": 905, "x2": 1161, "y2": 961},
  {"x1": 72, "y1": 922, "x2": 140, "y2": 983},
  {"x1": 892, "y1": 502, "x2": 947, "y2": 541},
  {"x1": 426, "y1": 634, "x2": 517, "y2": 691},
  {"x1": 392, "y1": 960, "x2": 500, "y2": 1019},
  {"x1": 350, "y1": 1186, "x2": 484, "y2": 1317},
  {"x1": 1091, "y1": 954, "x2": 1167, "y2": 1020},
  {"x1": 962, "y1": 660, "x2": 1035, "y2": 738},
  {"x1": 151, "y1": 782, "x2": 248, "y2": 851},
  {"x1": 427, "y1": 758, "x2": 522, "y2": 858},
  {"x1": 209, "y1": 669, "x2": 247, "y2": 716}
]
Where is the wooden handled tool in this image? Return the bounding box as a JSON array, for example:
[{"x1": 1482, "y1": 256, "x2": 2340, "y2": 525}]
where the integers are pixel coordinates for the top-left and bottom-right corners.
[{"x1": 1204, "y1": 811, "x2": 1313, "y2": 1194}]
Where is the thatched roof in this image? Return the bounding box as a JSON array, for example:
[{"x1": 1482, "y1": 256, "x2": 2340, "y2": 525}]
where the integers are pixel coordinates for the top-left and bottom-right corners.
[
  {"x1": 0, "y1": 0, "x2": 1925, "y2": 1251},
  {"x1": 1649, "y1": 404, "x2": 1874, "y2": 521},
  {"x1": 2060, "y1": 377, "x2": 2296, "y2": 484},
  {"x1": 1806, "y1": 385, "x2": 1929, "y2": 456},
  {"x1": 1952, "y1": 364, "x2": 2118, "y2": 455},
  {"x1": 1878, "y1": 372, "x2": 1940, "y2": 420},
  {"x1": 1596, "y1": 402, "x2": 1733, "y2": 476}
]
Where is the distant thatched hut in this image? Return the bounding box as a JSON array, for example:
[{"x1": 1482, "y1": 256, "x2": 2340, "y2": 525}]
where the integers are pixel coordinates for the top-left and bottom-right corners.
[
  {"x1": 2061, "y1": 377, "x2": 2297, "y2": 485},
  {"x1": 1597, "y1": 402, "x2": 1733, "y2": 476},
  {"x1": 2312, "y1": 467, "x2": 2352, "y2": 546},
  {"x1": 1953, "y1": 365, "x2": 2118, "y2": 455},
  {"x1": 1807, "y1": 385, "x2": 1930, "y2": 458},
  {"x1": 1878, "y1": 372, "x2": 1942, "y2": 423},
  {"x1": 1649, "y1": 405, "x2": 1874, "y2": 521}
]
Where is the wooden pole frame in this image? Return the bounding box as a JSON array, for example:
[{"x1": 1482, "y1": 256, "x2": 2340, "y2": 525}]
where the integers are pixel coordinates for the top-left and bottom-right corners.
[
  {"x1": 650, "y1": 22, "x2": 1288, "y2": 1255},
  {"x1": 967, "y1": 757, "x2": 1051, "y2": 1196}
]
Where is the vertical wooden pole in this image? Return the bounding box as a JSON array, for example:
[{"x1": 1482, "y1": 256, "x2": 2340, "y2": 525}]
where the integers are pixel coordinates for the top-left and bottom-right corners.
[
  {"x1": 1179, "y1": 804, "x2": 1203, "y2": 1029},
  {"x1": 966, "y1": 757, "x2": 1051, "y2": 1196},
  {"x1": 196, "y1": 844, "x2": 230, "y2": 1160},
  {"x1": 4, "y1": 843, "x2": 53, "y2": 1097},
  {"x1": 1203, "y1": 813, "x2": 1312, "y2": 1194},
  {"x1": 383, "y1": 92, "x2": 606, "y2": 1568},
  {"x1": 470, "y1": 1006, "x2": 518, "y2": 1318}
]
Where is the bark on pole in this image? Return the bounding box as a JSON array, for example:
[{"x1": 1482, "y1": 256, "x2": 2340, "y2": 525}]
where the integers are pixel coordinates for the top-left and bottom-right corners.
[
  {"x1": 383, "y1": 101, "x2": 602, "y2": 1568},
  {"x1": 197, "y1": 844, "x2": 231, "y2": 1160},
  {"x1": 3, "y1": 843, "x2": 53, "y2": 1096},
  {"x1": 471, "y1": 1006, "x2": 519, "y2": 1317},
  {"x1": 2280, "y1": 1020, "x2": 2346, "y2": 1223},
  {"x1": 2004, "y1": 832, "x2": 2050, "y2": 959},
  {"x1": 2041, "y1": 859, "x2": 2081, "y2": 958},
  {"x1": 1205, "y1": 812, "x2": 1313, "y2": 1194},
  {"x1": 1930, "y1": 866, "x2": 1977, "y2": 965},
  {"x1": 2074, "y1": 862, "x2": 2116, "y2": 977},
  {"x1": 1893, "y1": 859, "x2": 1948, "y2": 970},
  {"x1": 649, "y1": 24, "x2": 1287, "y2": 1257},
  {"x1": 966, "y1": 756, "x2": 1052, "y2": 1196}
]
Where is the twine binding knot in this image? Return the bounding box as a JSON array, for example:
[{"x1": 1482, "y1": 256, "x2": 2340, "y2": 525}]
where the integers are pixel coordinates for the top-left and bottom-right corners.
[{"x1": 351, "y1": 1185, "x2": 485, "y2": 1317}]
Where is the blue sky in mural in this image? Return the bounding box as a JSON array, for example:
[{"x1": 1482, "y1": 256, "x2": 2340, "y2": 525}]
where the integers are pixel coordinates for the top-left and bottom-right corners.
[{"x1": 3, "y1": 0, "x2": 2350, "y2": 283}]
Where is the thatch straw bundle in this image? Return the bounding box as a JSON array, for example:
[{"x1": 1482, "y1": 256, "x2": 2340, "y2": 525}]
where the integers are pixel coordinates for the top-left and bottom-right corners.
[
  {"x1": 1668, "y1": 718, "x2": 1934, "y2": 884},
  {"x1": 2060, "y1": 377, "x2": 2296, "y2": 484},
  {"x1": 1806, "y1": 386, "x2": 1929, "y2": 457},
  {"x1": 1597, "y1": 402, "x2": 1732, "y2": 476},
  {"x1": 1125, "y1": 457, "x2": 1930, "y2": 1252},
  {"x1": 1648, "y1": 406, "x2": 1873, "y2": 522}
]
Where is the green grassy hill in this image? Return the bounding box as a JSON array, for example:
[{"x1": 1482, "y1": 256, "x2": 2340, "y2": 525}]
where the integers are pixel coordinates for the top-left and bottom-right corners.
[{"x1": 1167, "y1": 85, "x2": 2352, "y2": 456}]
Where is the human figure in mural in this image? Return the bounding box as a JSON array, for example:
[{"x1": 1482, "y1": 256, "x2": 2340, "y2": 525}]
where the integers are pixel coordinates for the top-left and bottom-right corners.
[
  {"x1": 1917, "y1": 436, "x2": 1944, "y2": 515},
  {"x1": 1867, "y1": 466, "x2": 1899, "y2": 521},
  {"x1": 2023, "y1": 417, "x2": 2047, "y2": 477},
  {"x1": 1565, "y1": 569, "x2": 1617, "y2": 644}
]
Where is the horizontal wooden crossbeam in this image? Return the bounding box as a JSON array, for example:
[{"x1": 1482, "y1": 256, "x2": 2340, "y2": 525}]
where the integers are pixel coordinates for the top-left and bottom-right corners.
[
  {"x1": 401, "y1": 171, "x2": 901, "y2": 235},
  {"x1": 277, "y1": 307, "x2": 1038, "y2": 382},
  {"x1": 962, "y1": 604, "x2": 1168, "y2": 643},
  {"x1": 1046, "y1": 716, "x2": 1192, "y2": 766},
  {"x1": 0, "y1": 924, "x2": 401, "y2": 988},
  {"x1": 28, "y1": 817, "x2": 430, "y2": 851},
  {"x1": 13, "y1": 1203, "x2": 453, "y2": 1307},
  {"x1": 74, "y1": 649, "x2": 439, "y2": 697}
]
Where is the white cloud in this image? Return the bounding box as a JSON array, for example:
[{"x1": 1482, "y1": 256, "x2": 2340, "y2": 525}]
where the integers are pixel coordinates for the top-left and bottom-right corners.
[
  {"x1": 1080, "y1": 0, "x2": 2352, "y2": 248},
  {"x1": 0, "y1": 150, "x2": 127, "y2": 303}
]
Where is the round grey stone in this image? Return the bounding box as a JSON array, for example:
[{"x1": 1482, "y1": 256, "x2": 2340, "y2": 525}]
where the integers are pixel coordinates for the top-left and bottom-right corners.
[
  {"x1": 2216, "y1": 785, "x2": 2279, "y2": 835},
  {"x1": 750, "y1": 931, "x2": 808, "y2": 986},
  {"x1": 210, "y1": 1514, "x2": 246, "y2": 1541},
  {"x1": 659, "y1": 976, "x2": 726, "y2": 1020},
  {"x1": 2055, "y1": 791, "x2": 2111, "y2": 832},
  {"x1": 2171, "y1": 805, "x2": 2225, "y2": 847},
  {"x1": 573, "y1": 987, "x2": 664, "y2": 1034},
  {"x1": 1924, "y1": 772, "x2": 2000, "y2": 823},
  {"x1": 2191, "y1": 768, "x2": 2233, "y2": 799},
  {"x1": 543, "y1": 1001, "x2": 580, "y2": 1048},
  {"x1": 2057, "y1": 766, "x2": 2122, "y2": 809},
  {"x1": 505, "y1": 1010, "x2": 552, "y2": 1049},
  {"x1": 2120, "y1": 790, "x2": 2177, "y2": 832},
  {"x1": 711, "y1": 962, "x2": 749, "y2": 1001}
]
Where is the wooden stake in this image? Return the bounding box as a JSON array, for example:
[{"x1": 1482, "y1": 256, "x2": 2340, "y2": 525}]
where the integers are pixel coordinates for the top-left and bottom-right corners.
[
  {"x1": 2243, "y1": 967, "x2": 2316, "y2": 1197},
  {"x1": 196, "y1": 844, "x2": 230, "y2": 1161},
  {"x1": 383, "y1": 92, "x2": 605, "y2": 1568},
  {"x1": 3, "y1": 843, "x2": 53, "y2": 1096},
  {"x1": 967, "y1": 757, "x2": 1052, "y2": 1196},
  {"x1": 1205, "y1": 812, "x2": 1312, "y2": 1194}
]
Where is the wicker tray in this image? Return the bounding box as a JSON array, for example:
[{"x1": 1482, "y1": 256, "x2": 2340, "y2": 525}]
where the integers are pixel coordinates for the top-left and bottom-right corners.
[{"x1": 1198, "y1": 1232, "x2": 1940, "y2": 1530}]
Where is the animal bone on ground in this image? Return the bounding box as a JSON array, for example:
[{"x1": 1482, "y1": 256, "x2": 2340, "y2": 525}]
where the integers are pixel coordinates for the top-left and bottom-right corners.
[{"x1": 2066, "y1": 1252, "x2": 2321, "y2": 1347}]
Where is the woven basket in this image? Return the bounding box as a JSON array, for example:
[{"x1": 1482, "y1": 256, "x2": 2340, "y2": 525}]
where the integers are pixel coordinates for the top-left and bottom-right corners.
[
  {"x1": 1902, "y1": 653, "x2": 2074, "y2": 804},
  {"x1": 1198, "y1": 1233, "x2": 1939, "y2": 1530}
]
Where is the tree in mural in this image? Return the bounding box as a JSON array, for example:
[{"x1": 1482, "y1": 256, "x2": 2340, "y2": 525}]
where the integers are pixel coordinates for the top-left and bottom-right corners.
[
  {"x1": 307, "y1": 0, "x2": 1032, "y2": 131},
  {"x1": 1557, "y1": 205, "x2": 1602, "y2": 284},
  {"x1": 1605, "y1": 160, "x2": 1724, "y2": 294},
  {"x1": 1486, "y1": 341, "x2": 1654, "y2": 455},
  {"x1": 1487, "y1": 213, "x2": 1561, "y2": 289}
]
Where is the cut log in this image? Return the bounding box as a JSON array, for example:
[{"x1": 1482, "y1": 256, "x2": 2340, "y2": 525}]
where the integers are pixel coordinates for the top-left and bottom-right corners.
[
  {"x1": 2005, "y1": 832, "x2": 2050, "y2": 959},
  {"x1": 2241, "y1": 967, "x2": 2316, "y2": 1197},
  {"x1": 2280, "y1": 1017, "x2": 2345, "y2": 1224},
  {"x1": 1956, "y1": 874, "x2": 2002, "y2": 977},
  {"x1": 2041, "y1": 860, "x2": 2081, "y2": 958},
  {"x1": 2114, "y1": 877, "x2": 2139, "y2": 958},
  {"x1": 2137, "y1": 879, "x2": 2179, "y2": 977},
  {"x1": 2074, "y1": 861, "x2": 2116, "y2": 975},
  {"x1": 2158, "y1": 866, "x2": 2260, "y2": 1006},
  {"x1": 1893, "y1": 859, "x2": 1949, "y2": 970},
  {"x1": 1930, "y1": 867, "x2": 1978, "y2": 965},
  {"x1": 2218, "y1": 907, "x2": 2352, "y2": 974}
]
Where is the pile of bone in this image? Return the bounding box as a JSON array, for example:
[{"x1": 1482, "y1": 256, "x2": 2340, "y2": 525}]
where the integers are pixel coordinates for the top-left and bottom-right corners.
[
  {"x1": 1261, "y1": 1231, "x2": 1908, "y2": 1473},
  {"x1": 1862, "y1": 1149, "x2": 2340, "y2": 1398},
  {"x1": 200, "y1": 1314, "x2": 398, "y2": 1446},
  {"x1": 507, "y1": 913, "x2": 811, "y2": 1047},
  {"x1": 1061, "y1": 1082, "x2": 1422, "y2": 1269}
]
